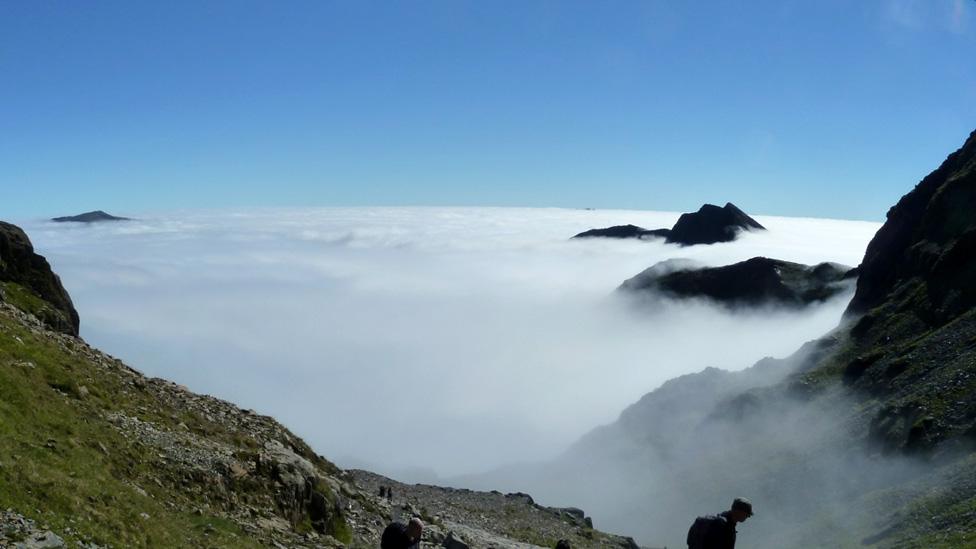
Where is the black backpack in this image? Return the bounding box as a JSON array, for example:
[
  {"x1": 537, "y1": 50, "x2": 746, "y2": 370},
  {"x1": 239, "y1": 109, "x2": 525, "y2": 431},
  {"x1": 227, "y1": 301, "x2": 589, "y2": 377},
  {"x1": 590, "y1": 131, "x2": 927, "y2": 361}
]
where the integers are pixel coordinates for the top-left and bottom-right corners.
[{"x1": 686, "y1": 515, "x2": 722, "y2": 549}]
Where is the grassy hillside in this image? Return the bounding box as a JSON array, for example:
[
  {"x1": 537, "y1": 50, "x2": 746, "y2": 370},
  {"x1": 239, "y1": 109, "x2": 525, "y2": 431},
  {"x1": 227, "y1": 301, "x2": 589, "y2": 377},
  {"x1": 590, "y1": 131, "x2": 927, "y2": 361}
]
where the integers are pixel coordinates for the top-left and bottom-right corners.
[
  {"x1": 0, "y1": 275, "x2": 643, "y2": 548},
  {"x1": 0, "y1": 293, "x2": 359, "y2": 548}
]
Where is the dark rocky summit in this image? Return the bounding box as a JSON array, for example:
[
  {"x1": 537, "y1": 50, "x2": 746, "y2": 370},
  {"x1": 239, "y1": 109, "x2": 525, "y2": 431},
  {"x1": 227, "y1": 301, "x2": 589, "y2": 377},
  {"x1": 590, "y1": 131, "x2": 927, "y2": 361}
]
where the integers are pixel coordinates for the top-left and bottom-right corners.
[
  {"x1": 51, "y1": 210, "x2": 129, "y2": 223},
  {"x1": 572, "y1": 225, "x2": 671, "y2": 240},
  {"x1": 572, "y1": 202, "x2": 765, "y2": 245},
  {"x1": 619, "y1": 257, "x2": 855, "y2": 308},
  {"x1": 664, "y1": 202, "x2": 765, "y2": 245},
  {"x1": 0, "y1": 221, "x2": 79, "y2": 335}
]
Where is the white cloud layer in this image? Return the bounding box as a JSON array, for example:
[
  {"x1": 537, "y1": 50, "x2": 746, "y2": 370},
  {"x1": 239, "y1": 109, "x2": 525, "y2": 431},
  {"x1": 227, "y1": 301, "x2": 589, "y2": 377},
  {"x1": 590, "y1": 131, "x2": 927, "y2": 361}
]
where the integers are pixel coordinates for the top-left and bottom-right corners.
[{"x1": 21, "y1": 207, "x2": 880, "y2": 477}]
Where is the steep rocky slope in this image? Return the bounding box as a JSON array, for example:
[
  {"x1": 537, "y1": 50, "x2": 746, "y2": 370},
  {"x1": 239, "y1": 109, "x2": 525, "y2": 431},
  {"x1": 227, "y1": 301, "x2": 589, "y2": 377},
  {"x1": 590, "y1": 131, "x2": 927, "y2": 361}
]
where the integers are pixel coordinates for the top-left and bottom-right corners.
[
  {"x1": 0, "y1": 226, "x2": 639, "y2": 548},
  {"x1": 472, "y1": 130, "x2": 976, "y2": 549},
  {"x1": 0, "y1": 300, "x2": 369, "y2": 548},
  {"x1": 350, "y1": 471, "x2": 643, "y2": 549}
]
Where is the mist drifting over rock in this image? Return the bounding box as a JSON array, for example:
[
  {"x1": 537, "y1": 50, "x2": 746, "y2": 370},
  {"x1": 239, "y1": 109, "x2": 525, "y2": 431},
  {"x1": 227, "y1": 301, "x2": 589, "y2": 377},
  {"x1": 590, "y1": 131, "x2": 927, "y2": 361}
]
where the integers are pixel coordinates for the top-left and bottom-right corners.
[
  {"x1": 19, "y1": 207, "x2": 878, "y2": 480},
  {"x1": 457, "y1": 130, "x2": 976, "y2": 549}
]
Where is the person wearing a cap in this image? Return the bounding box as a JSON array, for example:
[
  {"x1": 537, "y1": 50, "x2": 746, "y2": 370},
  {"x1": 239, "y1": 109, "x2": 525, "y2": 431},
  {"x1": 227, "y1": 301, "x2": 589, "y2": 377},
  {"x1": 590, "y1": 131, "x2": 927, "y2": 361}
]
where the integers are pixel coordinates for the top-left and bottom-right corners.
[{"x1": 686, "y1": 497, "x2": 754, "y2": 549}]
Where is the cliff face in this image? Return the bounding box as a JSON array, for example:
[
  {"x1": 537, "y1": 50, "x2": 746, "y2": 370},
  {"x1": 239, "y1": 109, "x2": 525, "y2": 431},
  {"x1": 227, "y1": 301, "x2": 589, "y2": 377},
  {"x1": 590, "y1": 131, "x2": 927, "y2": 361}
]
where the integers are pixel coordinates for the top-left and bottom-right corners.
[
  {"x1": 0, "y1": 221, "x2": 80, "y2": 336},
  {"x1": 848, "y1": 129, "x2": 976, "y2": 322},
  {"x1": 824, "y1": 130, "x2": 976, "y2": 453}
]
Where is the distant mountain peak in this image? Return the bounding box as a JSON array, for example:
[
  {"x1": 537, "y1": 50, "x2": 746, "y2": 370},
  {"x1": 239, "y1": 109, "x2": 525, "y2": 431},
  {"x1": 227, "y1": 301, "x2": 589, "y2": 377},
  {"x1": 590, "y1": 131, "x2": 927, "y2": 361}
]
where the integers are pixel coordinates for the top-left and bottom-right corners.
[
  {"x1": 571, "y1": 202, "x2": 765, "y2": 245},
  {"x1": 665, "y1": 202, "x2": 765, "y2": 245},
  {"x1": 51, "y1": 210, "x2": 130, "y2": 223}
]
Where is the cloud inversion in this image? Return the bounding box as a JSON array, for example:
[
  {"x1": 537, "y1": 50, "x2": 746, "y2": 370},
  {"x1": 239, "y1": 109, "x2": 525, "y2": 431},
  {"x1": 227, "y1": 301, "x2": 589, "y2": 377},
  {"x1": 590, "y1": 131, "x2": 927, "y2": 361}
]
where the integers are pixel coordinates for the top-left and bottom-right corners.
[{"x1": 21, "y1": 207, "x2": 880, "y2": 477}]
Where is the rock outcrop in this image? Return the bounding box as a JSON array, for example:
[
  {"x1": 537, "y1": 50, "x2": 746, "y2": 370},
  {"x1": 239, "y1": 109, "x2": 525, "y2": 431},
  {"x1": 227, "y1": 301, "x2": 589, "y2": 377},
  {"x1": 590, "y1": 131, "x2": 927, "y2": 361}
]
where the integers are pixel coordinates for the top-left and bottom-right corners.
[
  {"x1": 51, "y1": 210, "x2": 129, "y2": 223},
  {"x1": 572, "y1": 225, "x2": 671, "y2": 240},
  {"x1": 664, "y1": 202, "x2": 765, "y2": 245},
  {"x1": 0, "y1": 221, "x2": 79, "y2": 335},
  {"x1": 618, "y1": 257, "x2": 855, "y2": 308},
  {"x1": 847, "y1": 128, "x2": 976, "y2": 327},
  {"x1": 572, "y1": 202, "x2": 765, "y2": 245},
  {"x1": 0, "y1": 510, "x2": 70, "y2": 549},
  {"x1": 833, "y1": 129, "x2": 976, "y2": 454}
]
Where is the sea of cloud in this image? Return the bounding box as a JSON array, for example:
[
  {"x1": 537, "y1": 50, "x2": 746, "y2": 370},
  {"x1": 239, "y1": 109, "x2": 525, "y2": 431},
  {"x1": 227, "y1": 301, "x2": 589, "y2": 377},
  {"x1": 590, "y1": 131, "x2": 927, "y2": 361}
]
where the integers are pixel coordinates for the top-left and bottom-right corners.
[{"x1": 19, "y1": 207, "x2": 880, "y2": 478}]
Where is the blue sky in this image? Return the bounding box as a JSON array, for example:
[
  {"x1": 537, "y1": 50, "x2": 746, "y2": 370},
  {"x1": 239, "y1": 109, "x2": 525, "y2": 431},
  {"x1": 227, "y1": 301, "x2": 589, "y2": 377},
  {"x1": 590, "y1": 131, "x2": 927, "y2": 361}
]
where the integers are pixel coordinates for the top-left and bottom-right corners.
[{"x1": 2, "y1": 0, "x2": 974, "y2": 221}]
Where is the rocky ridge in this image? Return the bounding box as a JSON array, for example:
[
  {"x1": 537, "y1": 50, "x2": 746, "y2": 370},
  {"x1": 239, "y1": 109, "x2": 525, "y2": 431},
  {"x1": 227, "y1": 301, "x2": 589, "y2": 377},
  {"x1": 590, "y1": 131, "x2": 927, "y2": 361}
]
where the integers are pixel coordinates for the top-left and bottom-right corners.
[
  {"x1": 572, "y1": 202, "x2": 765, "y2": 245},
  {"x1": 618, "y1": 257, "x2": 855, "y2": 308},
  {"x1": 571, "y1": 225, "x2": 671, "y2": 240},
  {"x1": 350, "y1": 471, "x2": 643, "y2": 549}
]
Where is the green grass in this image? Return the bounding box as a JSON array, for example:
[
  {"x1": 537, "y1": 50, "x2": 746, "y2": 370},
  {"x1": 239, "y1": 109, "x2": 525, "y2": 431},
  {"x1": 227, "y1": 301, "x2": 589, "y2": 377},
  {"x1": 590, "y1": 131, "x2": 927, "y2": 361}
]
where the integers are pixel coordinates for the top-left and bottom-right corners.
[
  {"x1": 0, "y1": 311, "x2": 262, "y2": 547},
  {"x1": 0, "y1": 282, "x2": 56, "y2": 323}
]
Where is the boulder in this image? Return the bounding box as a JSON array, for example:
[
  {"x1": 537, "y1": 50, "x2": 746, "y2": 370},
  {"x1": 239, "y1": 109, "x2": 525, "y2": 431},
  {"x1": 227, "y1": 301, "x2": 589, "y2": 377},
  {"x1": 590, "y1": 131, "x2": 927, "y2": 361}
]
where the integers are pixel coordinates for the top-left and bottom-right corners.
[
  {"x1": 15, "y1": 531, "x2": 65, "y2": 549},
  {"x1": 442, "y1": 531, "x2": 470, "y2": 549}
]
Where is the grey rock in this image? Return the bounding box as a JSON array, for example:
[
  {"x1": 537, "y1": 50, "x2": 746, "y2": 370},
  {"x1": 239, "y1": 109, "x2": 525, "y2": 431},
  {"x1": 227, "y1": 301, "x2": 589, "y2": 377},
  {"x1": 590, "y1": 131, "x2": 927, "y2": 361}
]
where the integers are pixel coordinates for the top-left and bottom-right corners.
[
  {"x1": 15, "y1": 531, "x2": 65, "y2": 549},
  {"x1": 442, "y1": 531, "x2": 470, "y2": 549}
]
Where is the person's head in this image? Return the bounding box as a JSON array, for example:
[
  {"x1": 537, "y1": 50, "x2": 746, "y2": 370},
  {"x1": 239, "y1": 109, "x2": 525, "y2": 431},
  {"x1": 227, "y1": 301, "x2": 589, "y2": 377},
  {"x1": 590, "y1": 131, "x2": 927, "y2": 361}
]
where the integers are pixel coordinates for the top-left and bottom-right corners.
[
  {"x1": 555, "y1": 540, "x2": 572, "y2": 549},
  {"x1": 729, "y1": 497, "x2": 754, "y2": 523},
  {"x1": 407, "y1": 517, "x2": 424, "y2": 541}
]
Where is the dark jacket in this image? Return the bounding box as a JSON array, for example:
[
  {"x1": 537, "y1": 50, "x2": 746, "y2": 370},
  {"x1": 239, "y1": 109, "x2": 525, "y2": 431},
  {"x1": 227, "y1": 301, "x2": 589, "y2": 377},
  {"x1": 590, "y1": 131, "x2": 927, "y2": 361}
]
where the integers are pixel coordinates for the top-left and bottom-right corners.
[
  {"x1": 381, "y1": 522, "x2": 419, "y2": 549},
  {"x1": 687, "y1": 511, "x2": 737, "y2": 549}
]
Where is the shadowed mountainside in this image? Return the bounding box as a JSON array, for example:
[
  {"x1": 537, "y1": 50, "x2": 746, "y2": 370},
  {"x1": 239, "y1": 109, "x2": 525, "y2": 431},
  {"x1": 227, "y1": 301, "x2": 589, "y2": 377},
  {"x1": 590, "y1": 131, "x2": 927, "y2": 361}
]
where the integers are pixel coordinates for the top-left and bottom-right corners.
[{"x1": 460, "y1": 130, "x2": 976, "y2": 549}]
